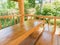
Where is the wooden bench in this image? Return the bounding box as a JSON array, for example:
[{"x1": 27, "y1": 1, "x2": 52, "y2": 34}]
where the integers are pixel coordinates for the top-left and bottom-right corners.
[{"x1": 0, "y1": 20, "x2": 44, "y2": 45}]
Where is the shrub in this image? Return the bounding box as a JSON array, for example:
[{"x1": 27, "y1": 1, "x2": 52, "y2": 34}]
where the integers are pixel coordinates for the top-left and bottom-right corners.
[
  {"x1": 35, "y1": 5, "x2": 41, "y2": 15},
  {"x1": 50, "y1": 19, "x2": 60, "y2": 27}
]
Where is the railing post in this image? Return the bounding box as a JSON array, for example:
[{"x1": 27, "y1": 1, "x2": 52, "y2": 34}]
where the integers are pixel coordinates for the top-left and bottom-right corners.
[
  {"x1": 43, "y1": 17, "x2": 45, "y2": 31},
  {"x1": 51, "y1": 16, "x2": 56, "y2": 45},
  {"x1": 48, "y1": 19, "x2": 50, "y2": 31},
  {"x1": 53, "y1": 16, "x2": 56, "y2": 34},
  {"x1": 0, "y1": 19, "x2": 2, "y2": 29},
  {"x1": 0, "y1": 26, "x2": 1, "y2": 29}
]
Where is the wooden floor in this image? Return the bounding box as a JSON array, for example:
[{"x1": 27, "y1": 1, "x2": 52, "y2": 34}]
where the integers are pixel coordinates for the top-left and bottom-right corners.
[
  {"x1": 35, "y1": 31, "x2": 60, "y2": 45},
  {"x1": 0, "y1": 20, "x2": 60, "y2": 45},
  {"x1": 20, "y1": 28, "x2": 43, "y2": 45},
  {"x1": 19, "y1": 31, "x2": 53, "y2": 45},
  {"x1": 35, "y1": 31, "x2": 53, "y2": 45},
  {"x1": 20, "y1": 28, "x2": 60, "y2": 45},
  {"x1": 0, "y1": 20, "x2": 44, "y2": 45}
]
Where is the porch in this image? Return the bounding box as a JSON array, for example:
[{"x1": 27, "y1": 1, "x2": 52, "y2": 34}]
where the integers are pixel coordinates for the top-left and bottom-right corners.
[{"x1": 0, "y1": 0, "x2": 60, "y2": 45}]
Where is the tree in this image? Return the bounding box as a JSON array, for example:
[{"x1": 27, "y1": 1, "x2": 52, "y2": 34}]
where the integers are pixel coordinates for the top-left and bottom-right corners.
[
  {"x1": 53, "y1": 0, "x2": 60, "y2": 16},
  {"x1": 7, "y1": 0, "x2": 16, "y2": 9},
  {"x1": 42, "y1": 4, "x2": 52, "y2": 15},
  {"x1": 28, "y1": 0, "x2": 35, "y2": 8}
]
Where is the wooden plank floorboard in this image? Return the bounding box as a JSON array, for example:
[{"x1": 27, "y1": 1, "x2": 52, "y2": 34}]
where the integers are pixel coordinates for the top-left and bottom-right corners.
[
  {"x1": 19, "y1": 31, "x2": 53, "y2": 45},
  {"x1": 19, "y1": 28, "x2": 43, "y2": 45},
  {"x1": 19, "y1": 25, "x2": 60, "y2": 45},
  {"x1": 0, "y1": 20, "x2": 43, "y2": 45},
  {"x1": 35, "y1": 31, "x2": 53, "y2": 45},
  {"x1": 53, "y1": 35, "x2": 60, "y2": 45},
  {"x1": 19, "y1": 36, "x2": 35, "y2": 45}
]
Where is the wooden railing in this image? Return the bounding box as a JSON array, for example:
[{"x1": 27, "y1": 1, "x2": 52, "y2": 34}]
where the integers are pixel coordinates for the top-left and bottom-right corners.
[
  {"x1": 0, "y1": 14, "x2": 58, "y2": 35},
  {"x1": 0, "y1": 15, "x2": 20, "y2": 29},
  {"x1": 25, "y1": 14, "x2": 57, "y2": 34}
]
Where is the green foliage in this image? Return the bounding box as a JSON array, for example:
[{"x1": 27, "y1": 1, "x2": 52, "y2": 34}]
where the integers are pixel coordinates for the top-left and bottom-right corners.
[
  {"x1": 35, "y1": 5, "x2": 41, "y2": 15},
  {"x1": 7, "y1": 0, "x2": 16, "y2": 9},
  {"x1": 24, "y1": 0, "x2": 29, "y2": 9},
  {"x1": 35, "y1": 4, "x2": 52, "y2": 15},
  {"x1": 28, "y1": 0, "x2": 35, "y2": 8},
  {"x1": 50, "y1": 19, "x2": 60, "y2": 27},
  {"x1": 0, "y1": 17, "x2": 20, "y2": 29},
  {"x1": 0, "y1": 9, "x2": 8, "y2": 16},
  {"x1": 53, "y1": 0, "x2": 60, "y2": 16},
  {"x1": 35, "y1": 1, "x2": 60, "y2": 16},
  {"x1": 24, "y1": 0, "x2": 30, "y2": 14},
  {"x1": 42, "y1": 4, "x2": 52, "y2": 15}
]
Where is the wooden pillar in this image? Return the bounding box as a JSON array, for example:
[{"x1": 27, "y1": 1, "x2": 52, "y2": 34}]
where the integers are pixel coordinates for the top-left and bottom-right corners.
[{"x1": 18, "y1": 0, "x2": 24, "y2": 24}]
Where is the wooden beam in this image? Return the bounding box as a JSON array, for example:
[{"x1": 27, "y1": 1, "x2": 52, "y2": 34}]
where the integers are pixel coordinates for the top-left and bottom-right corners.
[{"x1": 18, "y1": 0, "x2": 24, "y2": 24}]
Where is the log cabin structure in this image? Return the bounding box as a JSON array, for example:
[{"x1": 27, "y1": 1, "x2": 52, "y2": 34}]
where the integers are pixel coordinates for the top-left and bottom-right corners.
[{"x1": 0, "y1": 0, "x2": 60, "y2": 45}]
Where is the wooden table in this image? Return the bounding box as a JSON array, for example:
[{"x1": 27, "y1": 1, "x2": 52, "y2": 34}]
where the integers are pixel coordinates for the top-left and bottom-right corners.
[{"x1": 0, "y1": 20, "x2": 44, "y2": 45}]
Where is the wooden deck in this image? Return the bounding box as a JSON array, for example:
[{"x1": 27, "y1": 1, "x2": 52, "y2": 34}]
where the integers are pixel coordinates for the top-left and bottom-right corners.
[
  {"x1": 35, "y1": 31, "x2": 53, "y2": 45},
  {"x1": 0, "y1": 20, "x2": 44, "y2": 45},
  {"x1": 19, "y1": 30, "x2": 53, "y2": 45},
  {"x1": 20, "y1": 27, "x2": 43, "y2": 45},
  {"x1": 0, "y1": 20, "x2": 60, "y2": 45},
  {"x1": 19, "y1": 31, "x2": 60, "y2": 45},
  {"x1": 19, "y1": 25, "x2": 60, "y2": 45}
]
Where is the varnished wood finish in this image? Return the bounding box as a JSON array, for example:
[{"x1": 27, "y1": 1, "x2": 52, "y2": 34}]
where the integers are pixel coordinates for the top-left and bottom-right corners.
[
  {"x1": 0, "y1": 24, "x2": 2, "y2": 29},
  {"x1": 0, "y1": 20, "x2": 43, "y2": 45},
  {"x1": 19, "y1": 29, "x2": 60, "y2": 45},
  {"x1": 18, "y1": 0, "x2": 24, "y2": 24},
  {"x1": 20, "y1": 29, "x2": 43, "y2": 45},
  {"x1": 25, "y1": 14, "x2": 58, "y2": 35},
  {"x1": 35, "y1": 31, "x2": 53, "y2": 45},
  {"x1": 53, "y1": 17, "x2": 56, "y2": 34},
  {"x1": 53, "y1": 35, "x2": 60, "y2": 45},
  {"x1": 26, "y1": 14, "x2": 60, "y2": 19}
]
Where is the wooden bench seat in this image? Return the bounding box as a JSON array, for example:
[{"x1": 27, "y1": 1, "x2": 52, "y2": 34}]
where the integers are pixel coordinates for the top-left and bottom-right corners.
[{"x1": 0, "y1": 20, "x2": 44, "y2": 45}]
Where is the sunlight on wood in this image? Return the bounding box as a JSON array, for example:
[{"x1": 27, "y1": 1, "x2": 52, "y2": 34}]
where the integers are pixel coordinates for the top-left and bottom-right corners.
[{"x1": 0, "y1": 20, "x2": 43, "y2": 45}]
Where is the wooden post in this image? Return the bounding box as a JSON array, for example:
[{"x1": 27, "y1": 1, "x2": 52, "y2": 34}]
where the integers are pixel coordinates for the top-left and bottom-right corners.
[
  {"x1": 0, "y1": 19, "x2": 2, "y2": 29},
  {"x1": 18, "y1": 0, "x2": 24, "y2": 24},
  {"x1": 53, "y1": 16, "x2": 56, "y2": 34}
]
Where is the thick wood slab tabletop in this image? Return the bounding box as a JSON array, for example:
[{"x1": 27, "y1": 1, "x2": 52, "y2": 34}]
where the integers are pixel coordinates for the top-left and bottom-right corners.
[{"x1": 0, "y1": 20, "x2": 43, "y2": 45}]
